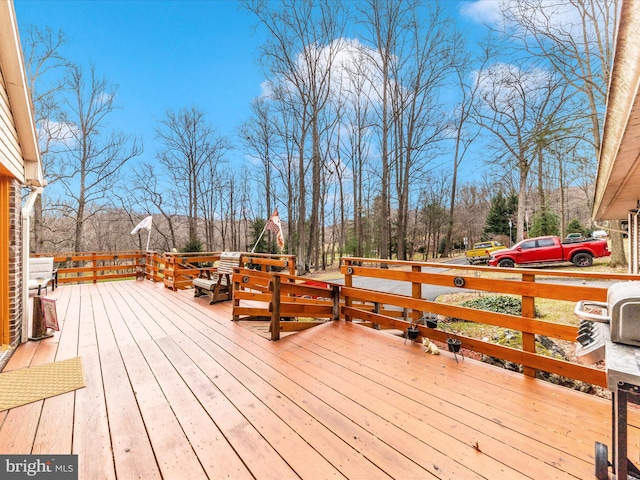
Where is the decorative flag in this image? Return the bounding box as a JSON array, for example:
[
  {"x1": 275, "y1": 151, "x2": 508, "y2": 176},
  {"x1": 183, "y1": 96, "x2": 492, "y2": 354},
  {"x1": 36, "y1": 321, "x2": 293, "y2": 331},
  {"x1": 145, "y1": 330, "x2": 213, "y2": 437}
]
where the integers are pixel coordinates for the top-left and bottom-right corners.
[
  {"x1": 265, "y1": 209, "x2": 285, "y2": 250},
  {"x1": 41, "y1": 297, "x2": 59, "y2": 331},
  {"x1": 131, "y1": 215, "x2": 153, "y2": 234}
]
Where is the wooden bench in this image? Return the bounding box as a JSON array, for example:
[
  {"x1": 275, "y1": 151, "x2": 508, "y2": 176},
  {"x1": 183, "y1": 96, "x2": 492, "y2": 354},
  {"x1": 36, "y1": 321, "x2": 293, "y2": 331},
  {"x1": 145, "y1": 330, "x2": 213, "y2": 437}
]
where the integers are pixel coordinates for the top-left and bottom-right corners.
[
  {"x1": 28, "y1": 257, "x2": 58, "y2": 295},
  {"x1": 193, "y1": 252, "x2": 242, "y2": 304}
]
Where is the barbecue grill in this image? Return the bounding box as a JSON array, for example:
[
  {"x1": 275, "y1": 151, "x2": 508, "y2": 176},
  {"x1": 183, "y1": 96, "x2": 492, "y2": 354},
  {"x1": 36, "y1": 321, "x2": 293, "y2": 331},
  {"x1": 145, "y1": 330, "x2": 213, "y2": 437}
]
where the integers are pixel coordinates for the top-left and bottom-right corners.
[{"x1": 575, "y1": 281, "x2": 640, "y2": 480}]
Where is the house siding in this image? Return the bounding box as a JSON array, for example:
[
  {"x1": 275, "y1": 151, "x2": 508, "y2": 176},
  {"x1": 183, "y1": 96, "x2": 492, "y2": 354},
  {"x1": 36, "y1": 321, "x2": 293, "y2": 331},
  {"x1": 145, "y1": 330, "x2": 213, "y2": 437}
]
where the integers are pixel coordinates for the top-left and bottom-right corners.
[
  {"x1": 8, "y1": 177, "x2": 22, "y2": 346},
  {"x1": 0, "y1": 62, "x2": 25, "y2": 183}
]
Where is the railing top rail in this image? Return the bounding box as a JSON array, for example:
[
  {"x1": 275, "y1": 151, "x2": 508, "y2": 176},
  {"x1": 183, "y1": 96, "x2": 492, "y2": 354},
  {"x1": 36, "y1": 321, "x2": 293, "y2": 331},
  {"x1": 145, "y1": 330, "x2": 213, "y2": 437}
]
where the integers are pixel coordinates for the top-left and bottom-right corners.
[
  {"x1": 235, "y1": 267, "x2": 340, "y2": 286},
  {"x1": 33, "y1": 251, "x2": 145, "y2": 258},
  {"x1": 340, "y1": 256, "x2": 640, "y2": 282},
  {"x1": 240, "y1": 252, "x2": 297, "y2": 259}
]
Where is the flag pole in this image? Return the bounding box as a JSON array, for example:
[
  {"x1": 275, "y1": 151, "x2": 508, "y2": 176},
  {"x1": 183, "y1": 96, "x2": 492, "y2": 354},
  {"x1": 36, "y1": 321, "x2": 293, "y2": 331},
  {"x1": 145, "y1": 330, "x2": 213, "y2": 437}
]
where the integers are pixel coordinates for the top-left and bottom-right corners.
[{"x1": 251, "y1": 223, "x2": 268, "y2": 253}]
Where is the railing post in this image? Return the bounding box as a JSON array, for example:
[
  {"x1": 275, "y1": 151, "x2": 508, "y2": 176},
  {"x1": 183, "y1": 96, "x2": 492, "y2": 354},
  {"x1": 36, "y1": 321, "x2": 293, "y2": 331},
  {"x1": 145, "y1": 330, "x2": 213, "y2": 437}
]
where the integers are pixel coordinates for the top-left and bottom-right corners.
[
  {"x1": 522, "y1": 273, "x2": 536, "y2": 378},
  {"x1": 270, "y1": 275, "x2": 281, "y2": 341},
  {"x1": 92, "y1": 252, "x2": 97, "y2": 284},
  {"x1": 144, "y1": 251, "x2": 151, "y2": 281},
  {"x1": 331, "y1": 285, "x2": 340, "y2": 321},
  {"x1": 372, "y1": 302, "x2": 380, "y2": 329},
  {"x1": 289, "y1": 256, "x2": 296, "y2": 276},
  {"x1": 232, "y1": 267, "x2": 241, "y2": 321},
  {"x1": 344, "y1": 259, "x2": 353, "y2": 322},
  {"x1": 163, "y1": 253, "x2": 176, "y2": 290},
  {"x1": 411, "y1": 264, "x2": 422, "y2": 322}
]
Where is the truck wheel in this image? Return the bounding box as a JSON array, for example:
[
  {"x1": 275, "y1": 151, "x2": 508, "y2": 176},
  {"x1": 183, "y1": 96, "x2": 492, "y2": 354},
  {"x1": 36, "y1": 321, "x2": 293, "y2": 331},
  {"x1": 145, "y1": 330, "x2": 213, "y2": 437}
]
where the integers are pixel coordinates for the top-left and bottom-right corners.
[
  {"x1": 572, "y1": 253, "x2": 593, "y2": 267},
  {"x1": 498, "y1": 259, "x2": 515, "y2": 268}
]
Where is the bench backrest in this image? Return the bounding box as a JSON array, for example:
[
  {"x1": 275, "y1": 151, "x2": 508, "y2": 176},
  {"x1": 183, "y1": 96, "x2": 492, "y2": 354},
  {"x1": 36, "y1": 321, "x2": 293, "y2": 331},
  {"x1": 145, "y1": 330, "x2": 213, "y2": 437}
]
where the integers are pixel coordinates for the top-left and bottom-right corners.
[
  {"x1": 218, "y1": 252, "x2": 242, "y2": 275},
  {"x1": 28, "y1": 257, "x2": 54, "y2": 281}
]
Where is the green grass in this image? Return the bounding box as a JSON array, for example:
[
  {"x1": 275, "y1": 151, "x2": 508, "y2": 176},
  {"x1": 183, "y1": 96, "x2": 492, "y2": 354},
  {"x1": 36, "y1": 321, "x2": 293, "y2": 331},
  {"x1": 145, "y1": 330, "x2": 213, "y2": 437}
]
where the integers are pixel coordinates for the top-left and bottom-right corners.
[{"x1": 436, "y1": 291, "x2": 579, "y2": 339}]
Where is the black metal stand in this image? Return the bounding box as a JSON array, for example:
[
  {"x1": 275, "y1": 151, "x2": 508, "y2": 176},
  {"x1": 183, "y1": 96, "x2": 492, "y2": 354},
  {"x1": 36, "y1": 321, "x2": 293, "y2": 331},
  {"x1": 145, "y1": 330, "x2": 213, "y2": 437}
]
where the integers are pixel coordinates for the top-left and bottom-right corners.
[{"x1": 596, "y1": 383, "x2": 640, "y2": 479}]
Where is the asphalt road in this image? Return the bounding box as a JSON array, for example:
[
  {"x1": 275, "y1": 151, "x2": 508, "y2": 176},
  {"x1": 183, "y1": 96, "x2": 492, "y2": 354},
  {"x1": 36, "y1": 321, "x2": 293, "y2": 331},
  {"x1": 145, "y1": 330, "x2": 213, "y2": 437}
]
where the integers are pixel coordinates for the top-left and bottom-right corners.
[
  {"x1": 324, "y1": 257, "x2": 617, "y2": 302},
  {"x1": 326, "y1": 257, "x2": 468, "y2": 301}
]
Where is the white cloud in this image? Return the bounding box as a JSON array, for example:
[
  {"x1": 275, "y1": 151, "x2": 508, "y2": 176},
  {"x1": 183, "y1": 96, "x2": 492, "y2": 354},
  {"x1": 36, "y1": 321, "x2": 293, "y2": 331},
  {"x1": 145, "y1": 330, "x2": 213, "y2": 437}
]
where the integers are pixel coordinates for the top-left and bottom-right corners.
[
  {"x1": 460, "y1": 0, "x2": 503, "y2": 24},
  {"x1": 461, "y1": 0, "x2": 597, "y2": 38},
  {"x1": 326, "y1": 38, "x2": 385, "y2": 104},
  {"x1": 262, "y1": 37, "x2": 387, "y2": 108},
  {"x1": 38, "y1": 119, "x2": 79, "y2": 149},
  {"x1": 474, "y1": 62, "x2": 553, "y2": 109}
]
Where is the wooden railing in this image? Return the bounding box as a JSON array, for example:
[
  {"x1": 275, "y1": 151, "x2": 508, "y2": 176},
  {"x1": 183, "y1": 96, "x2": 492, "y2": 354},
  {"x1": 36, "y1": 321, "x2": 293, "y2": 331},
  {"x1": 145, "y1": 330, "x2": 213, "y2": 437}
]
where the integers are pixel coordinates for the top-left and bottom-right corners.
[
  {"x1": 33, "y1": 251, "x2": 160, "y2": 285},
  {"x1": 232, "y1": 267, "x2": 339, "y2": 340},
  {"x1": 36, "y1": 249, "x2": 640, "y2": 389},
  {"x1": 230, "y1": 256, "x2": 640, "y2": 388},
  {"x1": 162, "y1": 251, "x2": 296, "y2": 290},
  {"x1": 33, "y1": 251, "x2": 296, "y2": 289},
  {"x1": 339, "y1": 257, "x2": 640, "y2": 388}
]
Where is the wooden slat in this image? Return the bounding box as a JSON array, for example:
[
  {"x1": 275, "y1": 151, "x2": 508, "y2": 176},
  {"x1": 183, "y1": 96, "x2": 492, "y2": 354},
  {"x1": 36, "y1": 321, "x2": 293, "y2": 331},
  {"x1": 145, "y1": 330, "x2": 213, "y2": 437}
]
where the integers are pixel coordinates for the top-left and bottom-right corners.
[
  {"x1": 289, "y1": 324, "x2": 605, "y2": 479},
  {"x1": 342, "y1": 286, "x2": 579, "y2": 340},
  {"x1": 344, "y1": 306, "x2": 606, "y2": 387},
  {"x1": 72, "y1": 286, "x2": 116, "y2": 480},
  {"x1": 120, "y1": 283, "x2": 316, "y2": 479},
  {"x1": 314, "y1": 322, "x2": 614, "y2": 441},
  {"x1": 276, "y1": 304, "x2": 334, "y2": 317},
  {"x1": 2, "y1": 280, "x2": 632, "y2": 480},
  {"x1": 348, "y1": 265, "x2": 610, "y2": 303},
  {"x1": 32, "y1": 285, "x2": 78, "y2": 454},
  {"x1": 277, "y1": 321, "x2": 327, "y2": 332},
  {"x1": 166, "y1": 284, "x2": 604, "y2": 478},
  {"x1": 89, "y1": 285, "x2": 162, "y2": 479}
]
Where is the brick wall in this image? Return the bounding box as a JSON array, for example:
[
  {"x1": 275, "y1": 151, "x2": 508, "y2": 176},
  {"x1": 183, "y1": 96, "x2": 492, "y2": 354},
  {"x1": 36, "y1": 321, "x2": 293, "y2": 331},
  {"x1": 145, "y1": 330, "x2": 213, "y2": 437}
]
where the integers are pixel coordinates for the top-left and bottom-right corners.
[{"x1": 7, "y1": 178, "x2": 22, "y2": 346}]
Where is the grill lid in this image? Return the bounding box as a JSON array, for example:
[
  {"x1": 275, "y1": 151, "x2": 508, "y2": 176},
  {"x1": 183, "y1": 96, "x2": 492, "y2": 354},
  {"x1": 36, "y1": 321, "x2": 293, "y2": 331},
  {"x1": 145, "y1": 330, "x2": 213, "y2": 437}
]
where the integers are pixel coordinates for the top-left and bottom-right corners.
[{"x1": 608, "y1": 281, "x2": 640, "y2": 347}]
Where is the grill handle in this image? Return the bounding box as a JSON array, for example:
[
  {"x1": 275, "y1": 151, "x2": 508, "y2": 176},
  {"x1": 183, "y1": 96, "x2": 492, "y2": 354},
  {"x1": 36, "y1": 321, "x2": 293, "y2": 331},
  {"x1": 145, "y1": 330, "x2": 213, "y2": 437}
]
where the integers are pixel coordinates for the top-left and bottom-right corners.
[{"x1": 574, "y1": 300, "x2": 610, "y2": 323}]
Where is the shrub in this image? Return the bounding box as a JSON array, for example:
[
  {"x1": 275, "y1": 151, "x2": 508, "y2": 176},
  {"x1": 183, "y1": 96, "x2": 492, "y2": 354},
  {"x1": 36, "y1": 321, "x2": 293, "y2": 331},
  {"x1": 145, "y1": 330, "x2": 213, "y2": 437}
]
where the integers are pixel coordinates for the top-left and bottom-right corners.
[
  {"x1": 450, "y1": 295, "x2": 541, "y2": 321},
  {"x1": 181, "y1": 237, "x2": 203, "y2": 253}
]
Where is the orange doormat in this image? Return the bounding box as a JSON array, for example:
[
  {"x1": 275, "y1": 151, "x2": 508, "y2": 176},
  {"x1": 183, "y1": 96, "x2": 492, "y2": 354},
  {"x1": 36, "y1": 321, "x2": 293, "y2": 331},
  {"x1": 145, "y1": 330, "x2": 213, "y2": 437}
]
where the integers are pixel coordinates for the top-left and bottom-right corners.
[{"x1": 0, "y1": 357, "x2": 85, "y2": 411}]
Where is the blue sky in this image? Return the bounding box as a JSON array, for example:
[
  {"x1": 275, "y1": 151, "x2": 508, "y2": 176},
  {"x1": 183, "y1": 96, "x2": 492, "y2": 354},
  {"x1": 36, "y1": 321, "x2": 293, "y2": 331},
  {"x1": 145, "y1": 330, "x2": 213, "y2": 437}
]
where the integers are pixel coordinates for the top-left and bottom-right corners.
[
  {"x1": 15, "y1": 0, "x2": 269, "y2": 163},
  {"x1": 14, "y1": 0, "x2": 492, "y2": 168}
]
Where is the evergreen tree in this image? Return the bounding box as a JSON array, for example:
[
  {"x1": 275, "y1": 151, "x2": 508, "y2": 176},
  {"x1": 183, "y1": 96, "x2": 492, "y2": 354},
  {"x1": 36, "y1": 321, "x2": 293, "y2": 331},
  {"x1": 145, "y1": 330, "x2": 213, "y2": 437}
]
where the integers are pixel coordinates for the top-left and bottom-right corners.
[
  {"x1": 565, "y1": 218, "x2": 588, "y2": 237},
  {"x1": 529, "y1": 208, "x2": 560, "y2": 237},
  {"x1": 483, "y1": 192, "x2": 517, "y2": 242}
]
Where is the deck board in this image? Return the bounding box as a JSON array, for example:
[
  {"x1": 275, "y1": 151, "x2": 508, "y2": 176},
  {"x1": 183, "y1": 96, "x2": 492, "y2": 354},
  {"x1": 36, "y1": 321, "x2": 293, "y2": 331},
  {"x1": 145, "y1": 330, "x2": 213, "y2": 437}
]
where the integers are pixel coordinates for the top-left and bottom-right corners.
[
  {"x1": 1, "y1": 280, "x2": 637, "y2": 479},
  {"x1": 91, "y1": 284, "x2": 162, "y2": 480}
]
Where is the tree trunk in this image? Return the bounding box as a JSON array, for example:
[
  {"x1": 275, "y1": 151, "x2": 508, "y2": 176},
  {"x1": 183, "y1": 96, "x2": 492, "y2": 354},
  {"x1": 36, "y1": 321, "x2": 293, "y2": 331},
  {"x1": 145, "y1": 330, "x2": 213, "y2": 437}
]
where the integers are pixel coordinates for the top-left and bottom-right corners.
[
  {"x1": 517, "y1": 168, "x2": 528, "y2": 242},
  {"x1": 609, "y1": 220, "x2": 628, "y2": 268}
]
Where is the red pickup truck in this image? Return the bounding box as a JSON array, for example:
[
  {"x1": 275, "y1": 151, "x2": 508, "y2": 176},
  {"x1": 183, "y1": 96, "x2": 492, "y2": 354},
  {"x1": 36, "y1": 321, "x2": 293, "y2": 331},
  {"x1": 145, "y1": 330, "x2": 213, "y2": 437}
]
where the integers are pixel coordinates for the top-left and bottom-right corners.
[{"x1": 487, "y1": 235, "x2": 611, "y2": 268}]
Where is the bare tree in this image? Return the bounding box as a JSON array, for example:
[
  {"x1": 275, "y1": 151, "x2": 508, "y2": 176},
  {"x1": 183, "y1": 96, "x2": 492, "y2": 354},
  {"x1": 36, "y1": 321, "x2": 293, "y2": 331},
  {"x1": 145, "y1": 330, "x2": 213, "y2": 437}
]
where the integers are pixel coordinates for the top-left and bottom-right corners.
[
  {"x1": 474, "y1": 60, "x2": 568, "y2": 241},
  {"x1": 357, "y1": 0, "x2": 407, "y2": 259},
  {"x1": 270, "y1": 95, "x2": 301, "y2": 255},
  {"x1": 442, "y1": 38, "x2": 486, "y2": 257},
  {"x1": 338, "y1": 43, "x2": 376, "y2": 257},
  {"x1": 23, "y1": 26, "x2": 68, "y2": 253},
  {"x1": 127, "y1": 162, "x2": 182, "y2": 251},
  {"x1": 57, "y1": 64, "x2": 141, "y2": 252},
  {"x1": 240, "y1": 98, "x2": 281, "y2": 250},
  {"x1": 246, "y1": 0, "x2": 347, "y2": 272},
  {"x1": 155, "y1": 106, "x2": 228, "y2": 250},
  {"x1": 199, "y1": 139, "x2": 230, "y2": 251},
  {"x1": 389, "y1": 3, "x2": 456, "y2": 260},
  {"x1": 497, "y1": 0, "x2": 624, "y2": 264}
]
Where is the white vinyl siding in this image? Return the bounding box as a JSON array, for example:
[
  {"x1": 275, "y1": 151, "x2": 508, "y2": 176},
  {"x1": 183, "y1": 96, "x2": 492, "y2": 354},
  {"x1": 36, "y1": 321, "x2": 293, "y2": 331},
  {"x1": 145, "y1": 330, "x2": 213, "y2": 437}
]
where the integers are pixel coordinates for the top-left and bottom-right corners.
[{"x1": 0, "y1": 65, "x2": 25, "y2": 182}]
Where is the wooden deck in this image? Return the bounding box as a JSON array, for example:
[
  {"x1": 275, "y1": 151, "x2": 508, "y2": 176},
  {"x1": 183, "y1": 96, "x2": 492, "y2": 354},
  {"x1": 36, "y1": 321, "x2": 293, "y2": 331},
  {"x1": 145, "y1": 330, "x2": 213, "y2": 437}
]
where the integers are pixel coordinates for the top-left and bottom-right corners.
[{"x1": 1, "y1": 280, "x2": 637, "y2": 479}]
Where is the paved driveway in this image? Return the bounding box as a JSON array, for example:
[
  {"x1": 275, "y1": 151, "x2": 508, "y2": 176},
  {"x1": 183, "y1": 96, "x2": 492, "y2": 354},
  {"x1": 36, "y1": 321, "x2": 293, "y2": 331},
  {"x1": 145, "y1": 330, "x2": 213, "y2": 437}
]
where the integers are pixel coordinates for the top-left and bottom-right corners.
[
  {"x1": 325, "y1": 258, "x2": 467, "y2": 301},
  {"x1": 323, "y1": 258, "x2": 617, "y2": 302}
]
